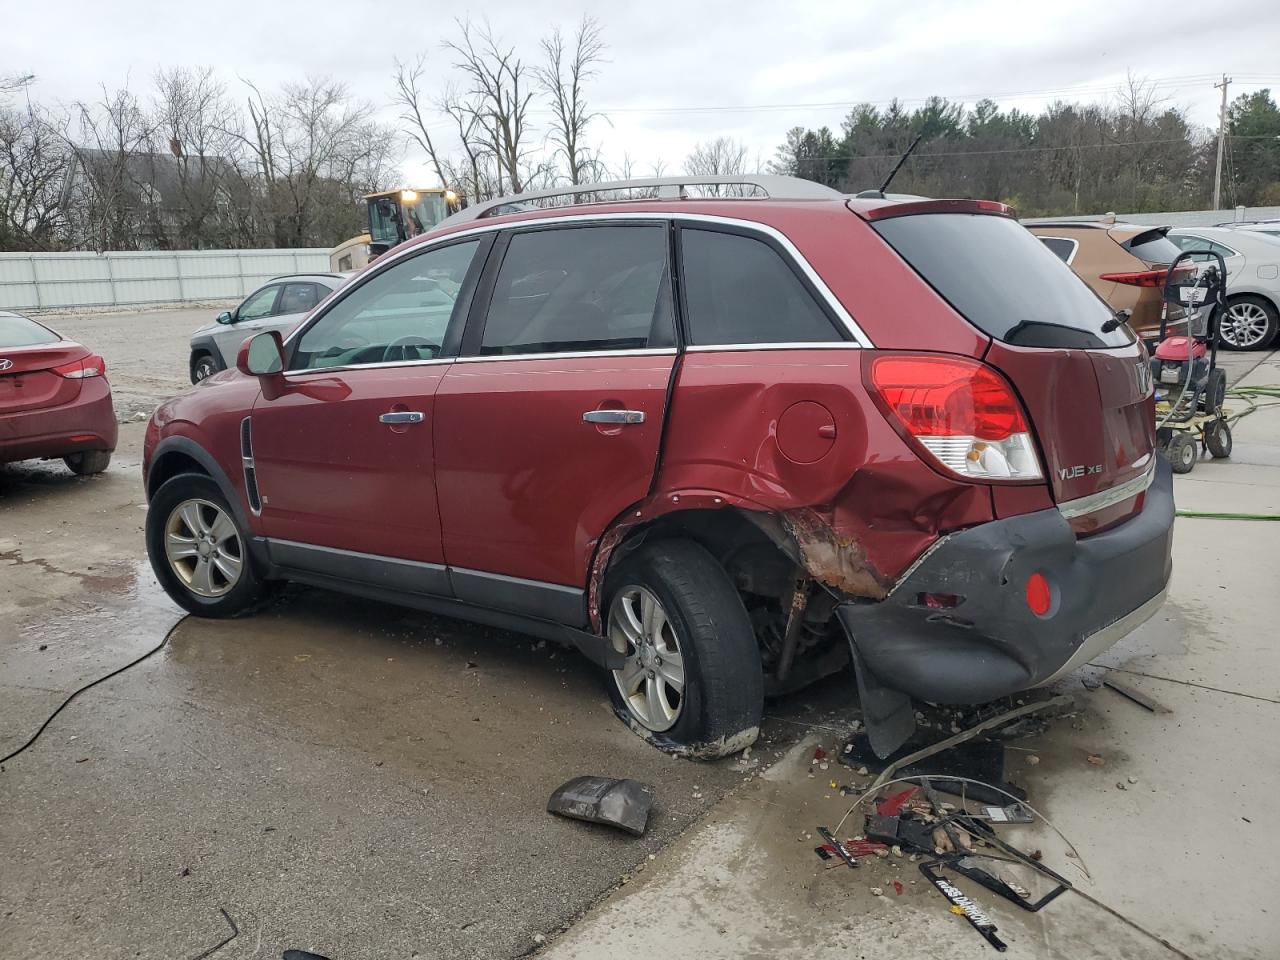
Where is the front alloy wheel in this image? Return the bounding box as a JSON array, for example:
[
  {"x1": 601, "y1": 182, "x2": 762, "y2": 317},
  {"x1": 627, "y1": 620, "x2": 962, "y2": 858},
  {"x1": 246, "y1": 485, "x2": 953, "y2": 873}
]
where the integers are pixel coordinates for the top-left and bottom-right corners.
[
  {"x1": 609, "y1": 585, "x2": 686, "y2": 732},
  {"x1": 164, "y1": 498, "x2": 244, "y2": 597}
]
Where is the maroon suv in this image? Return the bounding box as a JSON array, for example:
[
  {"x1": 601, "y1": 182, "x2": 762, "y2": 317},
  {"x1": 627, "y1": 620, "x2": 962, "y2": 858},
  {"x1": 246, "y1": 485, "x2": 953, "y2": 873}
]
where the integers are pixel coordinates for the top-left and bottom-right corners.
[{"x1": 143, "y1": 177, "x2": 1173, "y2": 758}]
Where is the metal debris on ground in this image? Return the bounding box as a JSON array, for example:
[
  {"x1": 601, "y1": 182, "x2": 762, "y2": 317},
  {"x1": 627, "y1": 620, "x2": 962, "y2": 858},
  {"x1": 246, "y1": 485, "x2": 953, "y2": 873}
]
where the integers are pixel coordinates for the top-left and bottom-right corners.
[
  {"x1": 546, "y1": 776, "x2": 655, "y2": 836},
  {"x1": 1102, "y1": 675, "x2": 1172, "y2": 713}
]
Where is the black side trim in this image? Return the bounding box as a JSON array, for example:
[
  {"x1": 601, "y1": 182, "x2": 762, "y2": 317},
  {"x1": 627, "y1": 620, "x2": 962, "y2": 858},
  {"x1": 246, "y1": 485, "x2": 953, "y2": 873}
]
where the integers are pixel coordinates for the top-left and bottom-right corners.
[
  {"x1": 450, "y1": 567, "x2": 587, "y2": 627},
  {"x1": 266, "y1": 566, "x2": 623, "y2": 669},
  {"x1": 266, "y1": 539, "x2": 452, "y2": 597},
  {"x1": 147, "y1": 437, "x2": 268, "y2": 570}
]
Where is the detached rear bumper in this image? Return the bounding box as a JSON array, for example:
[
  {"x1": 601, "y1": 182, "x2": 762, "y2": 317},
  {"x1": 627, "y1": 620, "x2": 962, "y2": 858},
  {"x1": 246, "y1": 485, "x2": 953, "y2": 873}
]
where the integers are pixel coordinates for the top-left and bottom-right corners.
[{"x1": 838, "y1": 459, "x2": 1174, "y2": 704}]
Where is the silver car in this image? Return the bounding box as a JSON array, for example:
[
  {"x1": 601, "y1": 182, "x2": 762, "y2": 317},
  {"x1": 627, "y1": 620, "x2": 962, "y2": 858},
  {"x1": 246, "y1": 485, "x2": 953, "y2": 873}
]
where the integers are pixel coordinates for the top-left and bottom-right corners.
[
  {"x1": 188, "y1": 273, "x2": 349, "y2": 382},
  {"x1": 1168, "y1": 227, "x2": 1280, "y2": 350}
]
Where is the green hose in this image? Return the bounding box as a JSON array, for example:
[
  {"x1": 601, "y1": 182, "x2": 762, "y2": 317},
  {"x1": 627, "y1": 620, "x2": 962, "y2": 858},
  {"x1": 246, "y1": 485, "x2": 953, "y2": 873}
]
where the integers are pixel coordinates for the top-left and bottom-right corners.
[{"x1": 1174, "y1": 385, "x2": 1280, "y2": 519}]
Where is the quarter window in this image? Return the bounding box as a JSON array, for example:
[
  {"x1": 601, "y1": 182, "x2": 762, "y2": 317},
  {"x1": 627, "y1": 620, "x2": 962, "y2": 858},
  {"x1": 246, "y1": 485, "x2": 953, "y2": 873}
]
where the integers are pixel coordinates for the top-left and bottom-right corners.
[
  {"x1": 292, "y1": 240, "x2": 480, "y2": 370},
  {"x1": 1038, "y1": 237, "x2": 1077, "y2": 263},
  {"x1": 279, "y1": 282, "x2": 322, "y2": 315},
  {"x1": 679, "y1": 228, "x2": 842, "y2": 345},
  {"x1": 479, "y1": 225, "x2": 673, "y2": 356}
]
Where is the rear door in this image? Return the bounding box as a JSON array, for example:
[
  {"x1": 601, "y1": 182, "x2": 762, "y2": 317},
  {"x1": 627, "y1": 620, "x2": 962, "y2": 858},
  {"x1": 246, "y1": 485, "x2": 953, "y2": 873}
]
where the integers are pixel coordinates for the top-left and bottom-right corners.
[
  {"x1": 434, "y1": 222, "x2": 676, "y2": 619},
  {"x1": 249, "y1": 238, "x2": 486, "y2": 575},
  {"x1": 872, "y1": 212, "x2": 1155, "y2": 506}
]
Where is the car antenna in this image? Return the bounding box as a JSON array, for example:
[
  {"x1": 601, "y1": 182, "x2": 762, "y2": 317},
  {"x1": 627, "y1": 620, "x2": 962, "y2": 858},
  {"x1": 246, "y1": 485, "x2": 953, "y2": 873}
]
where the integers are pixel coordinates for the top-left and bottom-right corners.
[{"x1": 856, "y1": 133, "x2": 925, "y2": 199}]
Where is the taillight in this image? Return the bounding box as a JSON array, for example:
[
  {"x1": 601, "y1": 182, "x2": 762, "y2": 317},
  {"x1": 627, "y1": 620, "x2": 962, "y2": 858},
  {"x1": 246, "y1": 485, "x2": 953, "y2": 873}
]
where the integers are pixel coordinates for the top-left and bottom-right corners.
[
  {"x1": 52, "y1": 355, "x2": 107, "y2": 379},
  {"x1": 1100, "y1": 269, "x2": 1167, "y2": 287},
  {"x1": 865, "y1": 353, "x2": 1043, "y2": 482}
]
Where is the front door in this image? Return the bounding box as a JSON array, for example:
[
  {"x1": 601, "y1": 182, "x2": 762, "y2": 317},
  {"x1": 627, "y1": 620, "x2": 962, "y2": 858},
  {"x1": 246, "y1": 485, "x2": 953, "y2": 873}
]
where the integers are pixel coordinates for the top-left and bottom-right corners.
[
  {"x1": 435, "y1": 223, "x2": 677, "y2": 618},
  {"x1": 249, "y1": 237, "x2": 486, "y2": 577}
]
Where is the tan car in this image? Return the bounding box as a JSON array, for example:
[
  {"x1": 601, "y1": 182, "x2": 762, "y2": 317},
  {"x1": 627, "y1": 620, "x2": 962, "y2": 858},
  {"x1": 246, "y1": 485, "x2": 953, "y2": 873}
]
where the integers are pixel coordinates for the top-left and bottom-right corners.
[{"x1": 1027, "y1": 221, "x2": 1186, "y2": 339}]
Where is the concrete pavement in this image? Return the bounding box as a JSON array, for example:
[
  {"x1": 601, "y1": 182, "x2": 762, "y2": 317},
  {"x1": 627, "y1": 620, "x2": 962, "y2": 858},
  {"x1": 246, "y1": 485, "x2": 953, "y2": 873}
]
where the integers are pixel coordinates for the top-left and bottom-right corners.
[{"x1": 542, "y1": 352, "x2": 1280, "y2": 960}]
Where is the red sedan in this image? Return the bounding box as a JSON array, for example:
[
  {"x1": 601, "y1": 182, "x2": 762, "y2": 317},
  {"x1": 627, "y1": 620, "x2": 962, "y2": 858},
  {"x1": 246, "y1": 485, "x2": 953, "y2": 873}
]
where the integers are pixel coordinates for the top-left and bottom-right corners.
[{"x1": 0, "y1": 310, "x2": 117, "y2": 475}]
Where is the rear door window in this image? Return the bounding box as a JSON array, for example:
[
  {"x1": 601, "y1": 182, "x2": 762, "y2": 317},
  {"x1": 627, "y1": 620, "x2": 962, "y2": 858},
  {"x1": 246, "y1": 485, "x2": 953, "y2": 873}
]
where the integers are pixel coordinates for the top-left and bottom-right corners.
[
  {"x1": 478, "y1": 225, "x2": 673, "y2": 356},
  {"x1": 1122, "y1": 228, "x2": 1181, "y2": 265},
  {"x1": 279, "y1": 282, "x2": 322, "y2": 315},
  {"x1": 679, "y1": 227, "x2": 844, "y2": 345},
  {"x1": 0, "y1": 313, "x2": 60, "y2": 347},
  {"x1": 874, "y1": 213, "x2": 1132, "y2": 349}
]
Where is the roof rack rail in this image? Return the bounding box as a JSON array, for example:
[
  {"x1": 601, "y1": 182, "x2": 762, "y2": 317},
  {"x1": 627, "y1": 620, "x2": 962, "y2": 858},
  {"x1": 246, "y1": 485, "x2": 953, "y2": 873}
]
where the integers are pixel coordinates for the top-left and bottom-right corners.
[
  {"x1": 439, "y1": 174, "x2": 842, "y2": 227},
  {"x1": 1215, "y1": 218, "x2": 1280, "y2": 227}
]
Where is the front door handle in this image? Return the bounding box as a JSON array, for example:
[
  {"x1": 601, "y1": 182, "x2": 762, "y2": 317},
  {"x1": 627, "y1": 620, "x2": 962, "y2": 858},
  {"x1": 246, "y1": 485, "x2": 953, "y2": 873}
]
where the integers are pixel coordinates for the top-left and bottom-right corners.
[
  {"x1": 582, "y1": 410, "x2": 645, "y2": 425},
  {"x1": 379, "y1": 411, "x2": 425, "y2": 424}
]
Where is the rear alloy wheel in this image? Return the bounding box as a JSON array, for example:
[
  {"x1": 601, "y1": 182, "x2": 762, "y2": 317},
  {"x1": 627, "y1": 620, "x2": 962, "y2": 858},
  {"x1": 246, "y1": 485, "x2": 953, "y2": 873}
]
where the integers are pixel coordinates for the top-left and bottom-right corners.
[
  {"x1": 1219, "y1": 296, "x2": 1279, "y2": 351},
  {"x1": 605, "y1": 539, "x2": 763, "y2": 757},
  {"x1": 64, "y1": 450, "x2": 111, "y2": 475},
  {"x1": 146, "y1": 473, "x2": 268, "y2": 617},
  {"x1": 191, "y1": 353, "x2": 219, "y2": 383}
]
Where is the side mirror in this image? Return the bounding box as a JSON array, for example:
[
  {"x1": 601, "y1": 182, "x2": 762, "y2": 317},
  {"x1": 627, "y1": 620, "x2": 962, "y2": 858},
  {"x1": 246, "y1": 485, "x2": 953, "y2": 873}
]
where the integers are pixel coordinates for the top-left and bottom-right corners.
[
  {"x1": 215, "y1": 310, "x2": 234, "y2": 325},
  {"x1": 237, "y1": 331, "x2": 285, "y2": 378}
]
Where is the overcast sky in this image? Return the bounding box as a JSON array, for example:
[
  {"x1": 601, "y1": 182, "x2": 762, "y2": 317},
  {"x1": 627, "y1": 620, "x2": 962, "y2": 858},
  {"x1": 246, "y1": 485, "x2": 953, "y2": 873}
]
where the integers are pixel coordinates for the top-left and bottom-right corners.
[{"x1": 5, "y1": 0, "x2": 1280, "y2": 185}]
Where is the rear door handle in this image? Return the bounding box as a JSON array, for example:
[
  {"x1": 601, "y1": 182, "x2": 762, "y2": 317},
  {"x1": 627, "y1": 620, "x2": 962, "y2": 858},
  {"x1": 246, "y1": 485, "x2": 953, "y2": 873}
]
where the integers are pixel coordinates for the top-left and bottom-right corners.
[
  {"x1": 379, "y1": 411, "x2": 425, "y2": 424},
  {"x1": 582, "y1": 410, "x2": 645, "y2": 424}
]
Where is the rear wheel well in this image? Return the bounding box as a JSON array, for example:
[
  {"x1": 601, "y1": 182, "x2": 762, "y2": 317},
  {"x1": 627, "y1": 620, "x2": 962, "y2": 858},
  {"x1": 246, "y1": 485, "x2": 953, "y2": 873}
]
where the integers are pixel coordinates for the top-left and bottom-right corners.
[
  {"x1": 147, "y1": 452, "x2": 208, "y2": 500},
  {"x1": 606, "y1": 508, "x2": 849, "y2": 695}
]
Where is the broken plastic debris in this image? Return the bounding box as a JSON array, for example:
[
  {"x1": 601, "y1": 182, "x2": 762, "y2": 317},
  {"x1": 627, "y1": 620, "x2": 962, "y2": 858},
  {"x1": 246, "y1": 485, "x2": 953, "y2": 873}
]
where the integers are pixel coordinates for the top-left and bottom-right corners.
[
  {"x1": 547, "y1": 776, "x2": 656, "y2": 836},
  {"x1": 893, "y1": 880, "x2": 905, "y2": 895},
  {"x1": 1087, "y1": 753, "x2": 1105, "y2": 765}
]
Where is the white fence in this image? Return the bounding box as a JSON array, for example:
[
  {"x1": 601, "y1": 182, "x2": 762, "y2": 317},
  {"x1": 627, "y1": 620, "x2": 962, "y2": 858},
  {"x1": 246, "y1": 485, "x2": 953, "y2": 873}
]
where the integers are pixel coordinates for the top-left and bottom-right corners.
[{"x1": 0, "y1": 248, "x2": 331, "y2": 312}]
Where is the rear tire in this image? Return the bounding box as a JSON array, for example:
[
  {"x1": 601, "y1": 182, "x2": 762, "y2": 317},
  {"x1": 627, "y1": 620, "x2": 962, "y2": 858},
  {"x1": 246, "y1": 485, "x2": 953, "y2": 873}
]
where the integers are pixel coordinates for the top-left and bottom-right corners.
[
  {"x1": 1204, "y1": 368, "x2": 1227, "y2": 415},
  {"x1": 604, "y1": 539, "x2": 763, "y2": 758},
  {"x1": 146, "y1": 473, "x2": 268, "y2": 617},
  {"x1": 1167, "y1": 433, "x2": 1197, "y2": 474},
  {"x1": 1219, "y1": 295, "x2": 1278, "y2": 351},
  {"x1": 64, "y1": 450, "x2": 112, "y2": 475}
]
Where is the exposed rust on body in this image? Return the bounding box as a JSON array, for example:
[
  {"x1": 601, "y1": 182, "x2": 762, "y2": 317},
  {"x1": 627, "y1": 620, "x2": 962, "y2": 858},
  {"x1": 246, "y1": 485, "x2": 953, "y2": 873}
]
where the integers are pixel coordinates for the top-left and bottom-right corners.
[{"x1": 783, "y1": 509, "x2": 891, "y2": 600}]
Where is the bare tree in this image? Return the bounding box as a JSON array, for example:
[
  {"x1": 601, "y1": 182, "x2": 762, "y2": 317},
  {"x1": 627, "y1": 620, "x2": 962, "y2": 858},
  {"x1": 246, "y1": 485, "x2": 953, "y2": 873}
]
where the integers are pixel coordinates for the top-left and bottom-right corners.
[
  {"x1": 0, "y1": 101, "x2": 69, "y2": 250},
  {"x1": 685, "y1": 136, "x2": 749, "y2": 177},
  {"x1": 1, "y1": 73, "x2": 35, "y2": 99},
  {"x1": 152, "y1": 66, "x2": 243, "y2": 247},
  {"x1": 392, "y1": 55, "x2": 452, "y2": 191},
  {"x1": 234, "y1": 76, "x2": 396, "y2": 247},
  {"x1": 446, "y1": 19, "x2": 535, "y2": 194},
  {"x1": 536, "y1": 16, "x2": 606, "y2": 185},
  {"x1": 66, "y1": 83, "x2": 160, "y2": 250}
]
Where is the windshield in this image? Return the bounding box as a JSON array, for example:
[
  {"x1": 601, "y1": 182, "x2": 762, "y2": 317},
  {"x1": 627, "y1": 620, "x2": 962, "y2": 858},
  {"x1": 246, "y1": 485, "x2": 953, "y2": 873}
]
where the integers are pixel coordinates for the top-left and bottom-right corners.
[
  {"x1": 0, "y1": 313, "x2": 60, "y2": 348},
  {"x1": 873, "y1": 213, "x2": 1134, "y2": 349}
]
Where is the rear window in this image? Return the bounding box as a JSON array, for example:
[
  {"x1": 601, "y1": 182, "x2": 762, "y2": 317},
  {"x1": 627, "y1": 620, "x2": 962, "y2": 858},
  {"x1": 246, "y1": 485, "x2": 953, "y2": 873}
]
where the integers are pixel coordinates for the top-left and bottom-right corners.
[
  {"x1": 0, "y1": 313, "x2": 60, "y2": 348},
  {"x1": 873, "y1": 214, "x2": 1133, "y2": 349},
  {"x1": 1122, "y1": 228, "x2": 1181, "y2": 265}
]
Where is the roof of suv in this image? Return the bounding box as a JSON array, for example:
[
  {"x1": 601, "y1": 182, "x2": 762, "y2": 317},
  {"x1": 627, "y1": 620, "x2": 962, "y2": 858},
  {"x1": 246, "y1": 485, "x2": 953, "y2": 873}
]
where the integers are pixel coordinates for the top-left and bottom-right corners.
[{"x1": 264, "y1": 272, "x2": 349, "y2": 285}]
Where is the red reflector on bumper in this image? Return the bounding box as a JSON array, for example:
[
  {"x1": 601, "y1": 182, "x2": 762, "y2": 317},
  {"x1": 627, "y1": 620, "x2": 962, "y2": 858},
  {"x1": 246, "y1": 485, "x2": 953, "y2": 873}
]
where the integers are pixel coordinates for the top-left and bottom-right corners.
[{"x1": 1026, "y1": 573, "x2": 1053, "y2": 617}]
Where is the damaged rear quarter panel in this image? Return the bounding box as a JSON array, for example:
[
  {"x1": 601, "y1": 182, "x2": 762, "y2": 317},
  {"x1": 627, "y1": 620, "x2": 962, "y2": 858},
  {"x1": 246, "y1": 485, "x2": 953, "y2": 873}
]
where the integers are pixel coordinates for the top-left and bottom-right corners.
[{"x1": 634, "y1": 348, "x2": 994, "y2": 597}]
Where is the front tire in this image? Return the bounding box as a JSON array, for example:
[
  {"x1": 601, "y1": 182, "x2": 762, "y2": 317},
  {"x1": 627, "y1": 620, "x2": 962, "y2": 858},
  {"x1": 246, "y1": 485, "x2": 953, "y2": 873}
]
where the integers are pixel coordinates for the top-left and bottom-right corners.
[
  {"x1": 1167, "y1": 433, "x2": 1197, "y2": 474},
  {"x1": 191, "y1": 352, "x2": 219, "y2": 383},
  {"x1": 64, "y1": 450, "x2": 111, "y2": 475},
  {"x1": 146, "y1": 473, "x2": 267, "y2": 617},
  {"x1": 604, "y1": 539, "x2": 762, "y2": 758}
]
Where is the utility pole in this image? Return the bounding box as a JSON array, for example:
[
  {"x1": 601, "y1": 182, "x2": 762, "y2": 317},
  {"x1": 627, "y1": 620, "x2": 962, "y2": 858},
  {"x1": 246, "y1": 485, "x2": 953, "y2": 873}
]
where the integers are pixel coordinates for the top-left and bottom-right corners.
[{"x1": 1213, "y1": 74, "x2": 1231, "y2": 211}]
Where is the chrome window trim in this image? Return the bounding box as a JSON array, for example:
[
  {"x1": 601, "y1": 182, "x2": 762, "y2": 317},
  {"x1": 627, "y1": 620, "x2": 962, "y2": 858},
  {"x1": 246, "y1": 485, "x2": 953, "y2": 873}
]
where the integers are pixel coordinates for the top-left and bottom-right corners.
[
  {"x1": 454, "y1": 347, "x2": 678, "y2": 364},
  {"x1": 1037, "y1": 236, "x2": 1079, "y2": 266},
  {"x1": 285, "y1": 211, "x2": 875, "y2": 351},
  {"x1": 1056, "y1": 458, "x2": 1157, "y2": 520},
  {"x1": 685, "y1": 342, "x2": 864, "y2": 353},
  {"x1": 282, "y1": 356, "x2": 453, "y2": 379}
]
